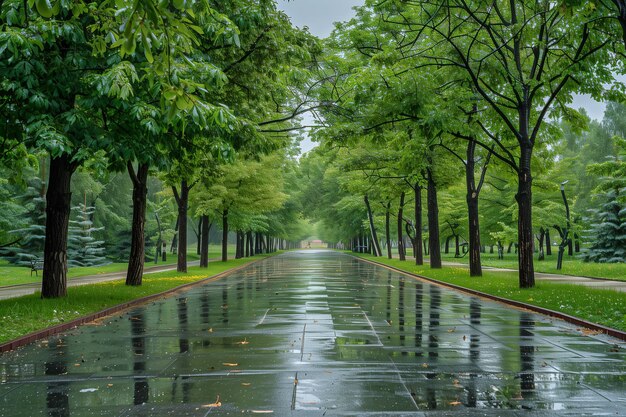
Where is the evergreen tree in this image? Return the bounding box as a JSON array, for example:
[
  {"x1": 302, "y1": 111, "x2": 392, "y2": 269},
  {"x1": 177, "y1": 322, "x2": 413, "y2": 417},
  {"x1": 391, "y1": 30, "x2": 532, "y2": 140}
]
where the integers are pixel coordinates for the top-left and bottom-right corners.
[
  {"x1": 0, "y1": 174, "x2": 47, "y2": 265},
  {"x1": 582, "y1": 138, "x2": 626, "y2": 263},
  {"x1": 582, "y1": 189, "x2": 626, "y2": 263},
  {"x1": 67, "y1": 204, "x2": 107, "y2": 267}
]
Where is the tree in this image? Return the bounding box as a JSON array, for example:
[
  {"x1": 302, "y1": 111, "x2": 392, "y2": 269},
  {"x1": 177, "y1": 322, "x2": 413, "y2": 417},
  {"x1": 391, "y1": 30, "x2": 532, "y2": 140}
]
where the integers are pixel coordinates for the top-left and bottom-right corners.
[
  {"x1": 67, "y1": 203, "x2": 107, "y2": 267},
  {"x1": 583, "y1": 189, "x2": 626, "y2": 262},
  {"x1": 372, "y1": 0, "x2": 613, "y2": 287},
  {"x1": 582, "y1": 138, "x2": 626, "y2": 262},
  {"x1": 194, "y1": 154, "x2": 287, "y2": 262}
]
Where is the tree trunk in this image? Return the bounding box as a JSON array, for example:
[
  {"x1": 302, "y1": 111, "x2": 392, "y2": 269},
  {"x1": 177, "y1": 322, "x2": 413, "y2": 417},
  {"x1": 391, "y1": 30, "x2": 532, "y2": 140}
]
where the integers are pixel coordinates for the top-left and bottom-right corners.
[
  {"x1": 398, "y1": 192, "x2": 406, "y2": 261},
  {"x1": 567, "y1": 237, "x2": 573, "y2": 256},
  {"x1": 444, "y1": 236, "x2": 451, "y2": 254},
  {"x1": 235, "y1": 231, "x2": 244, "y2": 259},
  {"x1": 245, "y1": 231, "x2": 251, "y2": 257},
  {"x1": 173, "y1": 181, "x2": 190, "y2": 273},
  {"x1": 196, "y1": 218, "x2": 202, "y2": 255},
  {"x1": 455, "y1": 235, "x2": 460, "y2": 257},
  {"x1": 41, "y1": 154, "x2": 76, "y2": 298},
  {"x1": 427, "y1": 170, "x2": 441, "y2": 268},
  {"x1": 126, "y1": 162, "x2": 149, "y2": 286},
  {"x1": 170, "y1": 215, "x2": 179, "y2": 254},
  {"x1": 385, "y1": 201, "x2": 392, "y2": 259},
  {"x1": 545, "y1": 229, "x2": 552, "y2": 255},
  {"x1": 200, "y1": 215, "x2": 210, "y2": 268},
  {"x1": 414, "y1": 183, "x2": 423, "y2": 265},
  {"x1": 516, "y1": 144, "x2": 535, "y2": 288},
  {"x1": 221, "y1": 209, "x2": 228, "y2": 262},
  {"x1": 465, "y1": 141, "x2": 483, "y2": 276},
  {"x1": 537, "y1": 228, "x2": 545, "y2": 261},
  {"x1": 154, "y1": 213, "x2": 161, "y2": 264},
  {"x1": 364, "y1": 195, "x2": 382, "y2": 256}
]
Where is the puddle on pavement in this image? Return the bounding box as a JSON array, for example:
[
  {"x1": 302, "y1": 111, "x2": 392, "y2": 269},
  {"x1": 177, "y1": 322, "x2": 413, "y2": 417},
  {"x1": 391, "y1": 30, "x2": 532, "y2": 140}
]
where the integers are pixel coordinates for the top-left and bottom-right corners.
[{"x1": 1, "y1": 250, "x2": 625, "y2": 416}]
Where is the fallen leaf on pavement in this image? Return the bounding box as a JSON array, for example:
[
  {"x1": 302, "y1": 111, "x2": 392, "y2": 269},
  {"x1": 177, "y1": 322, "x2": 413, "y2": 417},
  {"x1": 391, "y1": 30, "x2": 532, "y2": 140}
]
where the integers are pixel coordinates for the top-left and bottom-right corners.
[{"x1": 202, "y1": 395, "x2": 222, "y2": 408}]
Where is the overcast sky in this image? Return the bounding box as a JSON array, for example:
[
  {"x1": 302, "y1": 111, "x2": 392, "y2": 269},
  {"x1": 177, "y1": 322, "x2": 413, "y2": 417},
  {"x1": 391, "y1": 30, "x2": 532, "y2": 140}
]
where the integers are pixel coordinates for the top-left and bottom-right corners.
[{"x1": 276, "y1": 0, "x2": 363, "y2": 38}]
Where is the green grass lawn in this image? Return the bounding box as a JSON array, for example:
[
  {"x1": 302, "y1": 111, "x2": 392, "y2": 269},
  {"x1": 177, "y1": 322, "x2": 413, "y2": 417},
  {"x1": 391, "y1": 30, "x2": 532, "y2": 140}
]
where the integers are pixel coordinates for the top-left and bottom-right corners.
[
  {"x1": 354, "y1": 253, "x2": 626, "y2": 333},
  {"x1": 0, "y1": 245, "x2": 231, "y2": 287},
  {"x1": 0, "y1": 254, "x2": 268, "y2": 344}
]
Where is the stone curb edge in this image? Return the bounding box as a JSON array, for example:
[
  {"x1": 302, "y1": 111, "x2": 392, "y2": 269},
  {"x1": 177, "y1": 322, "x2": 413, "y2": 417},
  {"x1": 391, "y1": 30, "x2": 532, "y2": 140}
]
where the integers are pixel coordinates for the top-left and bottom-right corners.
[
  {"x1": 0, "y1": 259, "x2": 263, "y2": 353},
  {"x1": 357, "y1": 256, "x2": 626, "y2": 342}
]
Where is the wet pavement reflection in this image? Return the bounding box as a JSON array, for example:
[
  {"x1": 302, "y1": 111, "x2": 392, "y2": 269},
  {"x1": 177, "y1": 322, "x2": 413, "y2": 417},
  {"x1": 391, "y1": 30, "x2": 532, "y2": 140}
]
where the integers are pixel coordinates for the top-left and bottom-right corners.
[{"x1": 1, "y1": 250, "x2": 625, "y2": 416}]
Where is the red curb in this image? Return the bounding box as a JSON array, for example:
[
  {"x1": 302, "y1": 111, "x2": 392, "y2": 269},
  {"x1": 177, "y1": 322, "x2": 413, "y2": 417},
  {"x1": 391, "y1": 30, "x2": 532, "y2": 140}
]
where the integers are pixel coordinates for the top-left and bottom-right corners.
[
  {"x1": 0, "y1": 259, "x2": 263, "y2": 353},
  {"x1": 357, "y1": 256, "x2": 626, "y2": 342}
]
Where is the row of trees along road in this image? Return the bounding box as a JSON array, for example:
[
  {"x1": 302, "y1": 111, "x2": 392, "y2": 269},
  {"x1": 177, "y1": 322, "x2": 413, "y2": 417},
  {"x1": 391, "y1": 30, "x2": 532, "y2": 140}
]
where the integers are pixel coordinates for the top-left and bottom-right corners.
[
  {"x1": 0, "y1": 0, "x2": 319, "y2": 298},
  {"x1": 305, "y1": 0, "x2": 626, "y2": 288},
  {"x1": 5, "y1": 0, "x2": 626, "y2": 299}
]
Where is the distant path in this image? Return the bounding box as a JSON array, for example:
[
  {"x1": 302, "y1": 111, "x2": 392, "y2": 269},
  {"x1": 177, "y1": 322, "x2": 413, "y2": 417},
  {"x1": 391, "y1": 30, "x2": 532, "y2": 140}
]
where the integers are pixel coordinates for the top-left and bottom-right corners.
[{"x1": 0, "y1": 261, "x2": 202, "y2": 300}]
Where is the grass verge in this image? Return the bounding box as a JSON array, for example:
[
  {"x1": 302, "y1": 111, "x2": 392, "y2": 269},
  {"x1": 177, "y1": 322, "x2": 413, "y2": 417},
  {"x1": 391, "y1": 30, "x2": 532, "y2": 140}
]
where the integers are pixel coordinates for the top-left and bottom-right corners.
[
  {"x1": 0, "y1": 255, "x2": 267, "y2": 344},
  {"x1": 355, "y1": 253, "x2": 626, "y2": 333}
]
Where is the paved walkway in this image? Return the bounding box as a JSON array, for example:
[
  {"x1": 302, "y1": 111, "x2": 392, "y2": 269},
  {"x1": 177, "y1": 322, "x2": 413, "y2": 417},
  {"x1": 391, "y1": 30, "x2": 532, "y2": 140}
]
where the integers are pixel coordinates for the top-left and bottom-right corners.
[
  {"x1": 0, "y1": 250, "x2": 624, "y2": 415},
  {"x1": 0, "y1": 261, "x2": 202, "y2": 300}
]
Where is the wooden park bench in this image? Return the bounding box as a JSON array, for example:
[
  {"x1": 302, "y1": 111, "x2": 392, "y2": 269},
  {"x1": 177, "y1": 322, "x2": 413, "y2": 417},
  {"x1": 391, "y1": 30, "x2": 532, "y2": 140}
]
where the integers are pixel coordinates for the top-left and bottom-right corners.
[{"x1": 30, "y1": 259, "x2": 43, "y2": 276}]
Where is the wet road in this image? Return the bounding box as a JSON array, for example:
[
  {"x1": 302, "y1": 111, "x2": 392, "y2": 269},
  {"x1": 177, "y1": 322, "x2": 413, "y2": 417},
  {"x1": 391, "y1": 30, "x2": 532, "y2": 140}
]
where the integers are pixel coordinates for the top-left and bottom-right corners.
[{"x1": 1, "y1": 250, "x2": 625, "y2": 416}]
